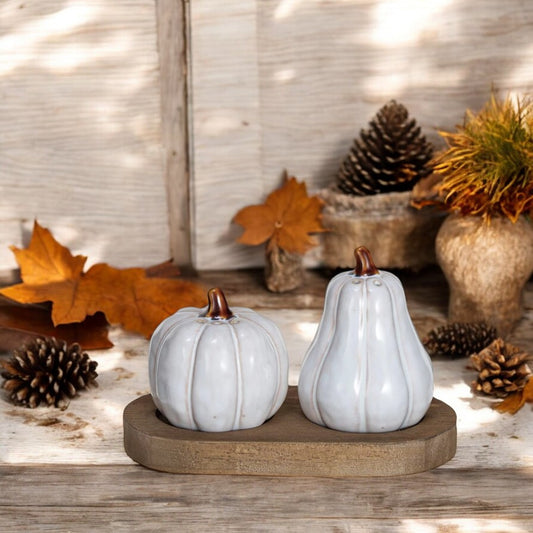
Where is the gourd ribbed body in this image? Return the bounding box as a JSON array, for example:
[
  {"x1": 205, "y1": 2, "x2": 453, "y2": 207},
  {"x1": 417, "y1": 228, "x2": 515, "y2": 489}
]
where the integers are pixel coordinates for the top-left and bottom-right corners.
[
  {"x1": 298, "y1": 270, "x2": 433, "y2": 432},
  {"x1": 149, "y1": 306, "x2": 288, "y2": 432}
]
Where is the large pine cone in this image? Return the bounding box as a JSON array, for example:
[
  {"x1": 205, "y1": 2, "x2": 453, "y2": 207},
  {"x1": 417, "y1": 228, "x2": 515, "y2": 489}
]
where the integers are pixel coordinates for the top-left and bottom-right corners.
[
  {"x1": 336, "y1": 100, "x2": 433, "y2": 196},
  {"x1": 470, "y1": 338, "x2": 531, "y2": 398},
  {"x1": 424, "y1": 322, "x2": 497, "y2": 359},
  {"x1": 0, "y1": 337, "x2": 98, "y2": 409}
]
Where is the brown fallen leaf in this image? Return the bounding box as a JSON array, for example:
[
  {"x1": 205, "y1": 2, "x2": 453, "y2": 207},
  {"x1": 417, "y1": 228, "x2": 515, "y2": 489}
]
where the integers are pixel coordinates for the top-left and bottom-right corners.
[
  {"x1": 233, "y1": 174, "x2": 326, "y2": 254},
  {"x1": 0, "y1": 221, "x2": 206, "y2": 338},
  {"x1": 145, "y1": 260, "x2": 181, "y2": 278},
  {"x1": 0, "y1": 304, "x2": 112, "y2": 351},
  {"x1": 410, "y1": 172, "x2": 445, "y2": 209},
  {"x1": 493, "y1": 378, "x2": 533, "y2": 415}
]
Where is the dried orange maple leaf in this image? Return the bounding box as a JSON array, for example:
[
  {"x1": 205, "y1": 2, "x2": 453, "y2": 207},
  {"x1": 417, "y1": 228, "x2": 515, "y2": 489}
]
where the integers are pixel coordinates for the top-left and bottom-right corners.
[
  {"x1": 233, "y1": 176, "x2": 326, "y2": 254},
  {"x1": 0, "y1": 221, "x2": 205, "y2": 338},
  {"x1": 493, "y1": 378, "x2": 533, "y2": 415}
]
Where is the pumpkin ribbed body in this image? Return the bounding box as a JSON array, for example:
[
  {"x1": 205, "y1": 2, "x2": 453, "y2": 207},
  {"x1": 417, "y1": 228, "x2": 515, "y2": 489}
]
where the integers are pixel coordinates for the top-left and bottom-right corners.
[
  {"x1": 298, "y1": 265, "x2": 433, "y2": 433},
  {"x1": 149, "y1": 300, "x2": 288, "y2": 432}
]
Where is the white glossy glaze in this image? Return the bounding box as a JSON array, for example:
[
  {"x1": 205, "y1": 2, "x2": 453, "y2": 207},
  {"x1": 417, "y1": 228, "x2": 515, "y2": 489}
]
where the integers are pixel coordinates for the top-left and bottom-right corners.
[
  {"x1": 149, "y1": 305, "x2": 289, "y2": 432},
  {"x1": 298, "y1": 269, "x2": 434, "y2": 433}
]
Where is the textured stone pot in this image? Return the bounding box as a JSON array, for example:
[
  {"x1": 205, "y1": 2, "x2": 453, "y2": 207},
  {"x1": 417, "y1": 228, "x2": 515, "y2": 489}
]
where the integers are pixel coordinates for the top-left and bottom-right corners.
[
  {"x1": 435, "y1": 214, "x2": 533, "y2": 336},
  {"x1": 320, "y1": 188, "x2": 445, "y2": 270}
]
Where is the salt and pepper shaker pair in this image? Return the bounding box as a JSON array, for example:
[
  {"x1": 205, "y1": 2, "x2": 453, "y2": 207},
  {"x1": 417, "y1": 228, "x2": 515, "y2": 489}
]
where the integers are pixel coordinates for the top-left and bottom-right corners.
[{"x1": 149, "y1": 246, "x2": 433, "y2": 433}]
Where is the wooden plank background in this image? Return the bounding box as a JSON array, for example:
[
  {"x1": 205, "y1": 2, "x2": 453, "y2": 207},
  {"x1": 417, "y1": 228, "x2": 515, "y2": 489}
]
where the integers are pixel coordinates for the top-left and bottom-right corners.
[
  {"x1": 1, "y1": 1, "x2": 533, "y2": 273},
  {"x1": 189, "y1": 1, "x2": 264, "y2": 270},
  {"x1": 190, "y1": 0, "x2": 533, "y2": 269},
  {"x1": 156, "y1": 0, "x2": 190, "y2": 266},
  {"x1": 0, "y1": 1, "x2": 172, "y2": 274}
]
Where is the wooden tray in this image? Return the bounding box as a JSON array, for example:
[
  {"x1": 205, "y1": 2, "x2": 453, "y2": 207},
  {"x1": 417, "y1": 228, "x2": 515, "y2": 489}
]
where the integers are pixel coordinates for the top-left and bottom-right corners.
[{"x1": 123, "y1": 387, "x2": 456, "y2": 477}]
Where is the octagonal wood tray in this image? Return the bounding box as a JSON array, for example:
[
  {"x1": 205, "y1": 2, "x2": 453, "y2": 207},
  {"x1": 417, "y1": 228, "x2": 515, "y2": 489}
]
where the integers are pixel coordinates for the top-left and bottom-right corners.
[{"x1": 123, "y1": 387, "x2": 456, "y2": 477}]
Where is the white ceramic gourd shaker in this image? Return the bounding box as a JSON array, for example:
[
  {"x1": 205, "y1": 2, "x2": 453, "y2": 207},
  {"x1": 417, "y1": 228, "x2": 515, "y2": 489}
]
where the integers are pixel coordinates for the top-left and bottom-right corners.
[{"x1": 298, "y1": 246, "x2": 434, "y2": 432}]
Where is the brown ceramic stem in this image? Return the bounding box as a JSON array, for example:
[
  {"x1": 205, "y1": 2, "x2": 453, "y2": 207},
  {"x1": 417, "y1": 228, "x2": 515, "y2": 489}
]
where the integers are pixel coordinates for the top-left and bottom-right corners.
[
  {"x1": 354, "y1": 246, "x2": 379, "y2": 276},
  {"x1": 200, "y1": 288, "x2": 235, "y2": 320}
]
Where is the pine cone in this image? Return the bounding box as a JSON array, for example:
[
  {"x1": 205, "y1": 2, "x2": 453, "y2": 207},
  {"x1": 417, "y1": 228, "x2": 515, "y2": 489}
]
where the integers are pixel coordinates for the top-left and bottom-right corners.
[
  {"x1": 470, "y1": 338, "x2": 531, "y2": 398},
  {"x1": 423, "y1": 322, "x2": 497, "y2": 359},
  {"x1": 0, "y1": 337, "x2": 98, "y2": 409},
  {"x1": 336, "y1": 100, "x2": 434, "y2": 196}
]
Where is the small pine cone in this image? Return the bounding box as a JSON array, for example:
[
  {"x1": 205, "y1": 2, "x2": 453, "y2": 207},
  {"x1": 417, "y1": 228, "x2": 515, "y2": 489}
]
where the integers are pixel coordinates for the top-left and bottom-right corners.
[
  {"x1": 423, "y1": 322, "x2": 498, "y2": 359},
  {"x1": 335, "y1": 100, "x2": 433, "y2": 196},
  {"x1": 470, "y1": 338, "x2": 531, "y2": 398},
  {"x1": 0, "y1": 337, "x2": 98, "y2": 409}
]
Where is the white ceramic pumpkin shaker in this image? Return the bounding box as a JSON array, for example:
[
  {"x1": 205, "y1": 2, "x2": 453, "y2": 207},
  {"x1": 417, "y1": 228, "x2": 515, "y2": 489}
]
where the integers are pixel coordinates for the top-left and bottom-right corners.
[
  {"x1": 148, "y1": 287, "x2": 289, "y2": 432},
  {"x1": 298, "y1": 246, "x2": 434, "y2": 433}
]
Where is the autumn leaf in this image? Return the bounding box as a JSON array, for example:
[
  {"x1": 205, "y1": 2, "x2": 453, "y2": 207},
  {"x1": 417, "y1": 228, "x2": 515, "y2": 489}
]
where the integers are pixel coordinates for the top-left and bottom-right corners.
[
  {"x1": 145, "y1": 260, "x2": 181, "y2": 278},
  {"x1": 410, "y1": 173, "x2": 446, "y2": 209},
  {"x1": 493, "y1": 378, "x2": 533, "y2": 415},
  {"x1": 0, "y1": 303, "x2": 112, "y2": 351},
  {"x1": 0, "y1": 221, "x2": 206, "y2": 338},
  {"x1": 233, "y1": 176, "x2": 326, "y2": 254}
]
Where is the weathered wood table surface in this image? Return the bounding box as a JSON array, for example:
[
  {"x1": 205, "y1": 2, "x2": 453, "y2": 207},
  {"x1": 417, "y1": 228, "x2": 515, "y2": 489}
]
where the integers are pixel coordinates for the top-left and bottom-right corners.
[{"x1": 1, "y1": 268, "x2": 532, "y2": 532}]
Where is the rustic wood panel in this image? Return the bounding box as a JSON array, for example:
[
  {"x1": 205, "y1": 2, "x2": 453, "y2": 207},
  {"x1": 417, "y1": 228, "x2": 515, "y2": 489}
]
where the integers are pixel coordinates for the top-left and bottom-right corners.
[
  {"x1": 0, "y1": 465, "x2": 532, "y2": 532},
  {"x1": 156, "y1": 0, "x2": 190, "y2": 266},
  {"x1": 188, "y1": 1, "x2": 265, "y2": 270},
  {"x1": 190, "y1": 0, "x2": 533, "y2": 269},
  {"x1": 0, "y1": 1, "x2": 170, "y2": 272}
]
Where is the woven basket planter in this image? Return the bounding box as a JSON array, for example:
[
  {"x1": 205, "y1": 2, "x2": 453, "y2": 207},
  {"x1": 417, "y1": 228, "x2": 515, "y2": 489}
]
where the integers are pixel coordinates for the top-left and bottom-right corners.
[{"x1": 320, "y1": 189, "x2": 445, "y2": 270}]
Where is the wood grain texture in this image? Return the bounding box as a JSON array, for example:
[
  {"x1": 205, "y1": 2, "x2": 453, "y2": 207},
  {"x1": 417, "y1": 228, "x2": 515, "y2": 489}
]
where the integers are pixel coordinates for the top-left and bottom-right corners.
[
  {"x1": 156, "y1": 0, "x2": 190, "y2": 266},
  {"x1": 195, "y1": 267, "x2": 329, "y2": 309},
  {"x1": 188, "y1": 0, "x2": 265, "y2": 270},
  {"x1": 190, "y1": 0, "x2": 533, "y2": 269},
  {"x1": 0, "y1": 1, "x2": 170, "y2": 271},
  {"x1": 0, "y1": 270, "x2": 532, "y2": 530},
  {"x1": 124, "y1": 387, "x2": 456, "y2": 476},
  {"x1": 0, "y1": 465, "x2": 532, "y2": 532}
]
